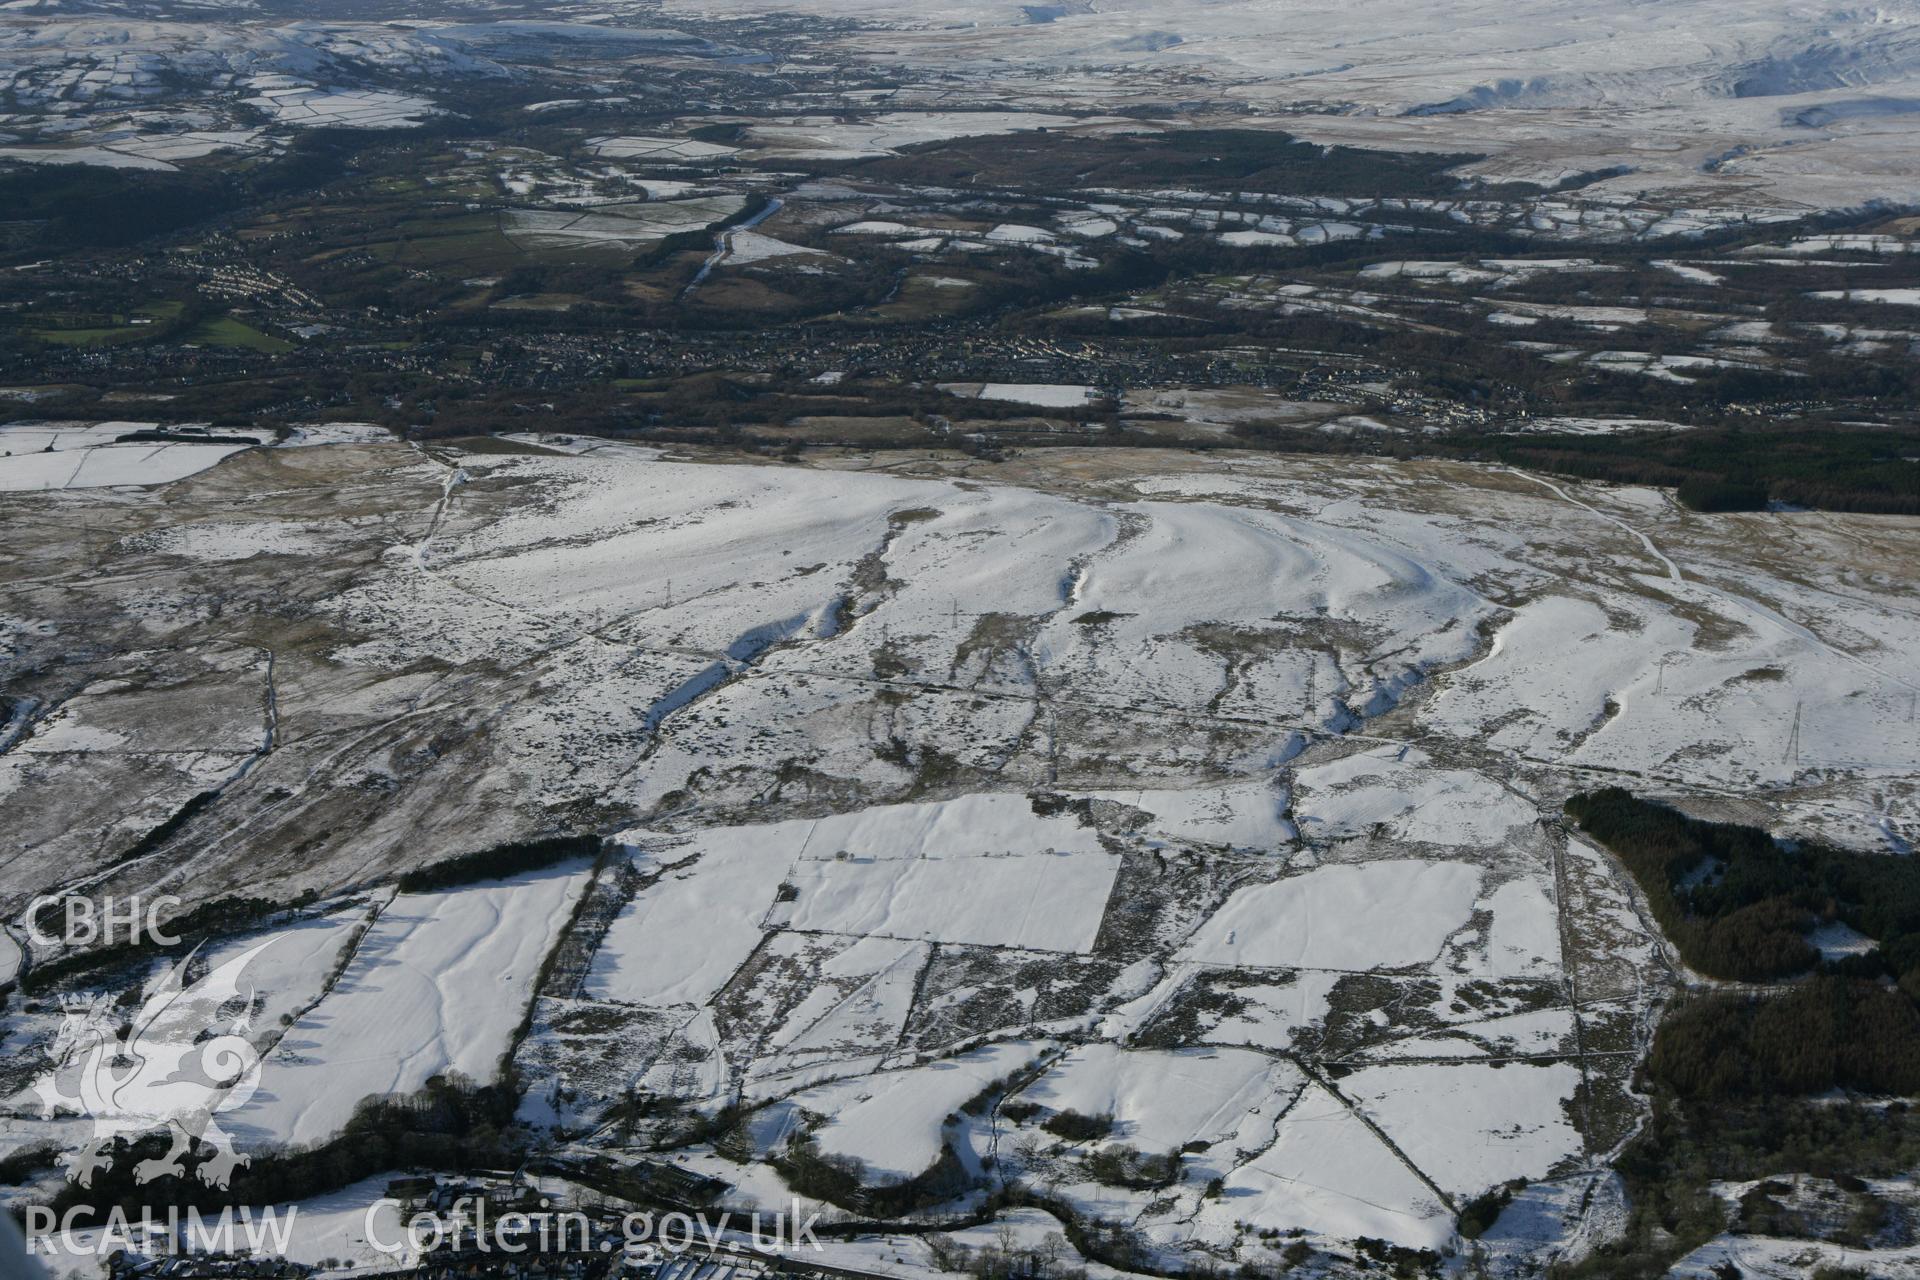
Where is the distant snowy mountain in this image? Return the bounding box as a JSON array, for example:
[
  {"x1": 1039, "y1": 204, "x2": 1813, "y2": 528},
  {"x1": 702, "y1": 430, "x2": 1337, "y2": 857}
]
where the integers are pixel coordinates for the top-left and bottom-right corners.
[
  {"x1": 4, "y1": 0, "x2": 1918, "y2": 204},
  {"x1": 0, "y1": 20, "x2": 499, "y2": 104},
  {"x1": 0, "y1": 17, "x2": 739, "y2": 108},
  {"x1": 649, "y1": 0, "x2": 1920, "y2": 205},
  {"x1": 646, "y1": 0, "x2": 1920, "y2": 112}
]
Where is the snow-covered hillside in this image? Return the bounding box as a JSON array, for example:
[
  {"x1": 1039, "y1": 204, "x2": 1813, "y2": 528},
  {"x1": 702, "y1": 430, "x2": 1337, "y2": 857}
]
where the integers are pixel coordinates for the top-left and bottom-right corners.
[{"x1": 4, "y1": 435, "x2": 1914, "y2": 1272}]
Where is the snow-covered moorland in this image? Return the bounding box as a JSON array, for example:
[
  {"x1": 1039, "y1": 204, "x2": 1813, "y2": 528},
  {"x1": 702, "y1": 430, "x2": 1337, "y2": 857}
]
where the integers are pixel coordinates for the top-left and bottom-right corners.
[{"x1": 2, "y1": 438, "x2": 1916, "y2": 1274}]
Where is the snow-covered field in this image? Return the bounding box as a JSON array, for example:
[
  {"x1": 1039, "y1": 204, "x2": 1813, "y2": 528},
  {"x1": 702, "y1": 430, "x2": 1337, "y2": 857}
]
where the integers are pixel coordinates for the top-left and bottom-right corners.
[
  {"x1": 1812, "y1": 287, "x2": 1920, "y2": 306},
  {"x1": 762, "y1": 1039, "x2": 1041, "y2": 1178},
  {"x1": 0, "y1": 440, "x2": 251, "y2": 491},
  {"x1": 228, "y1": 865, "x2": 591, "y2": 1147},
  {"x1": 502, "y1": 195, "x2": 748, "y2": 250},
  {"x1": 739, "y1": 112, "x2": 1135, "y2": 161},
  {"x1": 243, "y1": 82, "x2": 435, "y2": 128},
  {"x1": 1198, "y1": 1082, "x2": 1454, "y2": 1248},
  {"x1": 0, "y1": 420, "x2": 396, "y2": 498},
  {"x1": 937, "y1": 382, "x2": 1101, "y2": 408},
  {"x1": 779, "y1": 844, "x2": 1119, "y2": 951},
  {"x1": 1181, "y1": 859, "x2": 1485, "y2": 969},
  {"x1": 0, "y1": 420, "x2": 323, "y2": 491}
]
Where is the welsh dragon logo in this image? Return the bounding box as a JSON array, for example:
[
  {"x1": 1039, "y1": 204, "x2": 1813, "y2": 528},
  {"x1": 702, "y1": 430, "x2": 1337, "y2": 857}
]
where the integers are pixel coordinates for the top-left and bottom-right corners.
[{"x1": 27, "y1": 942, "x2": 271, "y2": 1189}]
